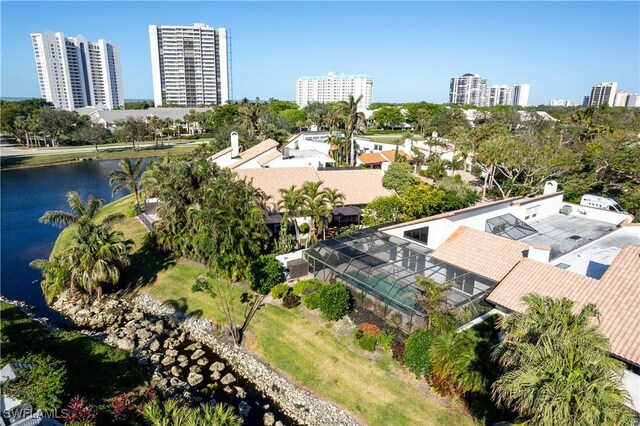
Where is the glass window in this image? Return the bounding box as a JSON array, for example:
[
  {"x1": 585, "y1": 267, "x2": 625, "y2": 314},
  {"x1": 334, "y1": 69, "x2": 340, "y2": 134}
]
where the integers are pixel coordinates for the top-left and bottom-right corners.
[{"x1": 403, "y1": 226, "x2": 429, "y2": 245}]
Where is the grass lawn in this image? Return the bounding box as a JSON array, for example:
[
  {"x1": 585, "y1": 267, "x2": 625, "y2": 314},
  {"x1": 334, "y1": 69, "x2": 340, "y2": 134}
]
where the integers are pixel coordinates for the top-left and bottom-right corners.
[
  {"x1": 0, "y1": 301, "x2": 145, "y2": 401},
  {"x1": 366, "y1": 133, "x2": 425, "y2": 143},
  {"x1": 0, "y1": 143, "x2": 202, "y2": 170}
]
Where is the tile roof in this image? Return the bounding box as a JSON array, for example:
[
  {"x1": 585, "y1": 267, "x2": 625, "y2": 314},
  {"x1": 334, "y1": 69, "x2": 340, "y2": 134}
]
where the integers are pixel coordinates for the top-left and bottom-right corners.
[
  {"x1": 234, "y1": 167, "x2": 394, "y2": 207},
  {"x1": 357, "y1": 149, "x2": 414, "y2": 165},
  {"x1": 257, "y1": 150, "x2": 282, "y2": 166},
  {"x1": 431, "y1": 226, "x2": 529, "y2": 282},
  {"x1": 228, "y1": 138, "x2": 279, "y2": 169},
  {"x1": 209, "y1": 146, "x2": 231, "y2": 161},
  {"x1": 488, "y1": 245, "x2": 640, "y2": 366}
]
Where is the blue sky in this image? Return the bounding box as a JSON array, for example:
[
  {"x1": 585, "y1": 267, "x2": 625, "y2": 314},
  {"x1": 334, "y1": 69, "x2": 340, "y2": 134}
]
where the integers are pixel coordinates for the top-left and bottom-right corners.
[{"x1": 1, "y1": 1, "x2": 639, "y2": 105}]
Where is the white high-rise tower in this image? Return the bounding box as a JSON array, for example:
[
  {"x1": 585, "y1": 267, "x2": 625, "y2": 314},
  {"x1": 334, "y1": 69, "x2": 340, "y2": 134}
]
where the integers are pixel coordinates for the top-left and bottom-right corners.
[
  {"x1": 588, "y1": 82, "x2": 618, "y2": 107},
  {"x1": 31, "y1": 32, "x2": 124, "y2": 110},
  {"x1": 149, "y1": 23, "x2": 231, "y2": 107},
  {"x1": 296, "y1": 72, "x2": 373, "y2": 107},
  {"x1": 449, "y1": 73, "x2": 488, "y2": 106},
  {"x1": 513, "y1": 84, "x2": 530, "y2": 107}
]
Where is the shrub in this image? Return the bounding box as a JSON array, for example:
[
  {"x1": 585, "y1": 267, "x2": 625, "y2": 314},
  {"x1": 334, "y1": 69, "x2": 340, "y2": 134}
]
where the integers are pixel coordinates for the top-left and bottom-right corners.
[
  {"x1": 67, "y1": 396, "x2": 98, "y2": 424},
  {"x1": 392, "y1": 339, "x2": 405, "y2": 362},
  {"x1": 404, "y1": 330, "x2": 434, "y2": 377},
  {"x1": 299, "y1": 222, "x2": 310, "y2": 234},
  {"x1": 191, "y1": 277, "x2": 211, "y2": 293},
  {"x1": 318, "y1": 283, "x2": 351, "y2": 321},
  {"x1": 358, "y1": 323, "x2": 381, "y2": 337},
  {"x1": 270, "y1": 283, "x2": 290, "y2": 299},
  {"x1": 377, "y1": 331, "x2": 395, "y2": 351},
  {"x1": 245, "y1": 255, "x2": 283, "y2": 295},
  {"x1": 124, "y1": 203, "x2": 137, "y2": 218},
  {"x1": 302, "y1": 292, "x2": 321, "y2": 310},
  {"x1": 111, "y1": 392, "x2": 138, "y2": 421},
  {"x1": 282, "y1": 294, "x2": 301, "y2": 309},
  {"x1": 0, "y1": 353, "x2": 66, "y2": 411},
  {"x1": 292, "y1": 279, "x2": 325, "y2": 297},
  {"x1": 357, "y1": 333, "x2": 377, "y2": 352}
]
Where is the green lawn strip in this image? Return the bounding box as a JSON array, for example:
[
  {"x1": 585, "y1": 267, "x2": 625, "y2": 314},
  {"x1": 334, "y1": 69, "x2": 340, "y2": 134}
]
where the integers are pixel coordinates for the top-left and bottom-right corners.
[
  {"x1": 0, "y1": 301, "x2": 145, "y2": 401},
  {"x1": 1, "y1": 143, "x2": 204, "y2": 170},
  {"x1": 248, "y1": 305, "x2": 473, "y2": 426},
  {"x1": 50, "y1": 194, "x2": 146, "y2": 259}
]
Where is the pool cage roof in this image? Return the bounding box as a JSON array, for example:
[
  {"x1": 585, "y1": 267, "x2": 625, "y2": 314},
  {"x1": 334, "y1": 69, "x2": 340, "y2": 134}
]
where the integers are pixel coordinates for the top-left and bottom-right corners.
[{"x1": 304, "y1": 228, "x2": 496, "y2": 320}]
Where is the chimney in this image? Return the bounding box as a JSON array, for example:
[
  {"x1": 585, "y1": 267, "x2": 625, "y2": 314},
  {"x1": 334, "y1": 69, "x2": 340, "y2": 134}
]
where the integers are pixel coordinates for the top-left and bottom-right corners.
[
  {"x1": 403, "y1": 138, "x2": 412, "y2": 155},
  {"x1": 230, "y1": 132, "x2": 239, "y2": 158},
  {"x1": 543, "y1": 180, "x2": 558, "y2": 195},
  {"x1": 527, "y1": 244, "x2": 551, "y2": 263},
  {"x1": 381, "y1": 161, "x2": 391, "y2": 175}
]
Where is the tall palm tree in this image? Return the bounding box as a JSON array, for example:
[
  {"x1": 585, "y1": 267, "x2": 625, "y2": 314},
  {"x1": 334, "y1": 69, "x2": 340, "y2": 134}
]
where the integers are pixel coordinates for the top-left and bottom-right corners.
[
  {"x1": 492, "y1": 294, "x2": 632, "y2": 426},
  {"x1": 277, "y1": 185, "x2": 305, "y2": 248},
  {"x1": 323, "y1": 188, "x2": 345, "y2": 211},
  {"x1": 301, "y1": 181, "x2": 329, "y2": 246},
  {"x1": 66, "y1": 225, "x2": 134, "y2": 300},
  {"x1": 109, "y1": 158, "x2": 143, "y2": 213},
  {"x1": 29, "y1": 255, "x2": 71, "y2": 303},
  {"x1": 39, "y1": 192, "x2": 120, "y2": 231},
  {"x1": 238, "y1": 99, "x2": 268, "y2": 137},
  {"x1": 338, "y1": 95, "x2": 365, "y2": 166}
]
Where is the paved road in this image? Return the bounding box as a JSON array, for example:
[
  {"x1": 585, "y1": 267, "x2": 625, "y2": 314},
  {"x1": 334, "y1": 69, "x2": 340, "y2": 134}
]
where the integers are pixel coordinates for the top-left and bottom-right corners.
[{"x1": 0, "y1": 141, "x2": 201, "y2": 157}]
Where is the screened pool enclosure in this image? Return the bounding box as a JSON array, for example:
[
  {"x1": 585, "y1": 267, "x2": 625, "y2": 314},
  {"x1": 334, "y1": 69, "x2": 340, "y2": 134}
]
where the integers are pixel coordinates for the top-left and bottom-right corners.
[{"x1": 304, "y1": 228, "x2": 496, "y2": 328}]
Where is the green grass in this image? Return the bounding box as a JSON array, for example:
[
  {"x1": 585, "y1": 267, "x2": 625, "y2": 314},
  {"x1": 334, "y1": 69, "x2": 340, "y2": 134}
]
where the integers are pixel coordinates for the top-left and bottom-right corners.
[
  {"x1": 51, "y1": 194, "x2": 147, "y2": 258},
  {"x1": 0, "y1": 143, "x2": 203, "y2": 170},
  {"x1": 366, "y1": 133, "x2": 426, "y2": 143},
  {"x1": 0, "y1": 301, "x2": 145, "y2": 401}
]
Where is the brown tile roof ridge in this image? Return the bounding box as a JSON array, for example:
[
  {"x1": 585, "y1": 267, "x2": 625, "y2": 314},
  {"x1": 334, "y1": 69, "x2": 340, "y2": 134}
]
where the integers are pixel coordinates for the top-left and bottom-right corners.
[
  {"x1": 380, "y1": 149, "x2": 414, "y2": 162},
  {"x1": 208, "y1": 146, "x2": 232, "y2": 161},
  {"x1": 257, "y1": 150, "x2": 281, "y2": 166},
  {"x1": 488, "y1": 245, "x2": 640, "y2": 366},
  {"x1": 431, "y1": 226, "x2": 529, "y2": 282},
  {"x1": 380, "y1": 196, "x2": 523, "y2": 231},
  {"x1": 229, "y1": 139, "x2": 280, "y2": 169}
]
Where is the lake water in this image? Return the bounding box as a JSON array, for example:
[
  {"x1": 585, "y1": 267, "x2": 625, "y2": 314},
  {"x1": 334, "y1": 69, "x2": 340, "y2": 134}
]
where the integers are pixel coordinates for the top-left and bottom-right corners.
[{"x1": 0, "y1": 160, "x2": 143, "y2": 323}]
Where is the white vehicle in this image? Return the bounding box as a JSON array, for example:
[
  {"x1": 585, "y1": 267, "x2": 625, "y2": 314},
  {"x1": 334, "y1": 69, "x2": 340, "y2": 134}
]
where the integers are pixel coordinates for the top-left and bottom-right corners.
[{"x1": 580, "y1": 194, "x2": 625, "y2": 212}]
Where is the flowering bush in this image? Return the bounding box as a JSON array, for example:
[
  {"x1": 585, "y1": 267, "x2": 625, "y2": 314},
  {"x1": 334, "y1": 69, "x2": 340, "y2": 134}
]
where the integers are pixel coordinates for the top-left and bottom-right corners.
[
  {"x1": 111, "y1": 393, "x2": 138, "y2": 421},
  {"x1": 358, "y1": 323, "x2": 381, "y2": 337}
]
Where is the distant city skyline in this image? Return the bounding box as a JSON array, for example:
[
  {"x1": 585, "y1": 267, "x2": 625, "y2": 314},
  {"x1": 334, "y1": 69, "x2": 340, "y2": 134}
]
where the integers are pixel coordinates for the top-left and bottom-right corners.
[{"x1": 1, "y1": 1, "x2": 639, "y2": 105}]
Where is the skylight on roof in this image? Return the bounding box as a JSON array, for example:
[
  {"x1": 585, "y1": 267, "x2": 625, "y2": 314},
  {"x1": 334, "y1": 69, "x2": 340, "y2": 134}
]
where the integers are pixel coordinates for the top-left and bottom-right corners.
[{"x1": 485, "y1": 213, "x2": 537, "y2": 240}]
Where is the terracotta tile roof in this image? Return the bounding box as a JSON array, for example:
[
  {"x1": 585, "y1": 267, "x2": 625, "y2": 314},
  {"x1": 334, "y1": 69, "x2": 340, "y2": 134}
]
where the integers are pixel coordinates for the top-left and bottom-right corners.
[
  {"x1": 358, "y1": 152, "x2": 387, "y2": 165},
  {"x1": 488, "y1": 245, "x2": 640, "y2": 366},
  {"x1": 234, "y1": 167, "x2": 394, "y2": 207},
  {"x1": 229, "y1": 138, "x2": 280, "y2": 169},
  {"x1": 209, "y1": 146, "x2": 232, "y2": 161},
  {"x1": 317, "y1": 169, "x2": 395, "y2": 206},
  {"x1": 357, "y1": 149, "x2": 414, "y2": 165},
  {"x1": 431, "y1": 226, "x2": 529, "y2": 282},
  {"x1": 257, "y1": 150, "x2": 281, "y2": 166}
]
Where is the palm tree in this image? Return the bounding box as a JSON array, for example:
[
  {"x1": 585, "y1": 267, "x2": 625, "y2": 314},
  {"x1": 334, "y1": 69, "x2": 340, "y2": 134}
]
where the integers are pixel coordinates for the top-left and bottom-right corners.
[
  {"x1": 277, "y1": 185, "x2": 305, "y2": 248},
  {"x1": 238, "y1": 98, "x2": 268, "y2": 137},
  {"x1": 301, "y1": 181, "x2": 329, "y2": 246},
  {"x1": 429, "y1": 330, "x2": 486, "y2": 397},
  {"x1": 39, "y1": 192, "x2": 120, "y2": 231},
  {"x1": 338, "y1": 95, "x2": 365, "y2": 166},
  {"x1": 109, "y1": 158, "x2": 143, "y2": 213},
  {"x1": 29, "y1": 255, "x2": 71, "y2": 303},
  {"x1": 324, "y1": 188, "x2": 345, "y2": 211},
  {"x1": 416, "y1": 277, "x2": 456, "y2": 331},
  {"x1": 444, "y1": 154, "x2": 466, "y2": 177},
  {"x1": 66, "y1": 225, "x2": 134, "y2": 300},
  {"x1": 492, "y1": 294, "x2": 632, "y2": 426}
]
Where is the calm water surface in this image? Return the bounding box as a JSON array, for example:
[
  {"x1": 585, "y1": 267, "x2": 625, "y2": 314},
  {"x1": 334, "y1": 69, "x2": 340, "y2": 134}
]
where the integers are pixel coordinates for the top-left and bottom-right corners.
[{"x1": 1, "y1": 159, "x2": 150, "y2": 323}]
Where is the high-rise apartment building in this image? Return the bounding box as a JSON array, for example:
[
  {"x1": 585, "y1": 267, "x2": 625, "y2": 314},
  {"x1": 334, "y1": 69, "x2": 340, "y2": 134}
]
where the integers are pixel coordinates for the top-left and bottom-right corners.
[
  {"x1": 487, "y1": 85, "x2": 514, "y2": 107},
  {"x1": 149, "y1": 23, "x2": 231, "y2": 107},
  {"x1": 30, "y1": 32, "x2": 124, "y2": 110},
  {"x1": 613, "y1": 90, "x2": 628, "y2": 107},
  {"x1": 626, "y1": 94, "x2": 640, "y2": 108},
  {"x1": 449, "y1": 73, "x2": 488, "y2": 106},
  {"x1": 588, "y1": 82, "x2": 618, "y2": 107},
  {"x1": 296, "y1": 72, "x2": 373, "y2": 107},
  {"x1": 549, "y1": 99, "x2": 566, "y2": 107},
  {"x1": 512, "y1": 84, "x2": 530, "y2": 107}
]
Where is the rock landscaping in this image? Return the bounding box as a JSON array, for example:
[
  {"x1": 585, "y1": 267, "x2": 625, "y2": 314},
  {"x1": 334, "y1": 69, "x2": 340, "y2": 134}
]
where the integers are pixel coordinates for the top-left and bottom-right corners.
[{"x1": 52, "y1": 291, "x2": 360, "y2": 426}]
